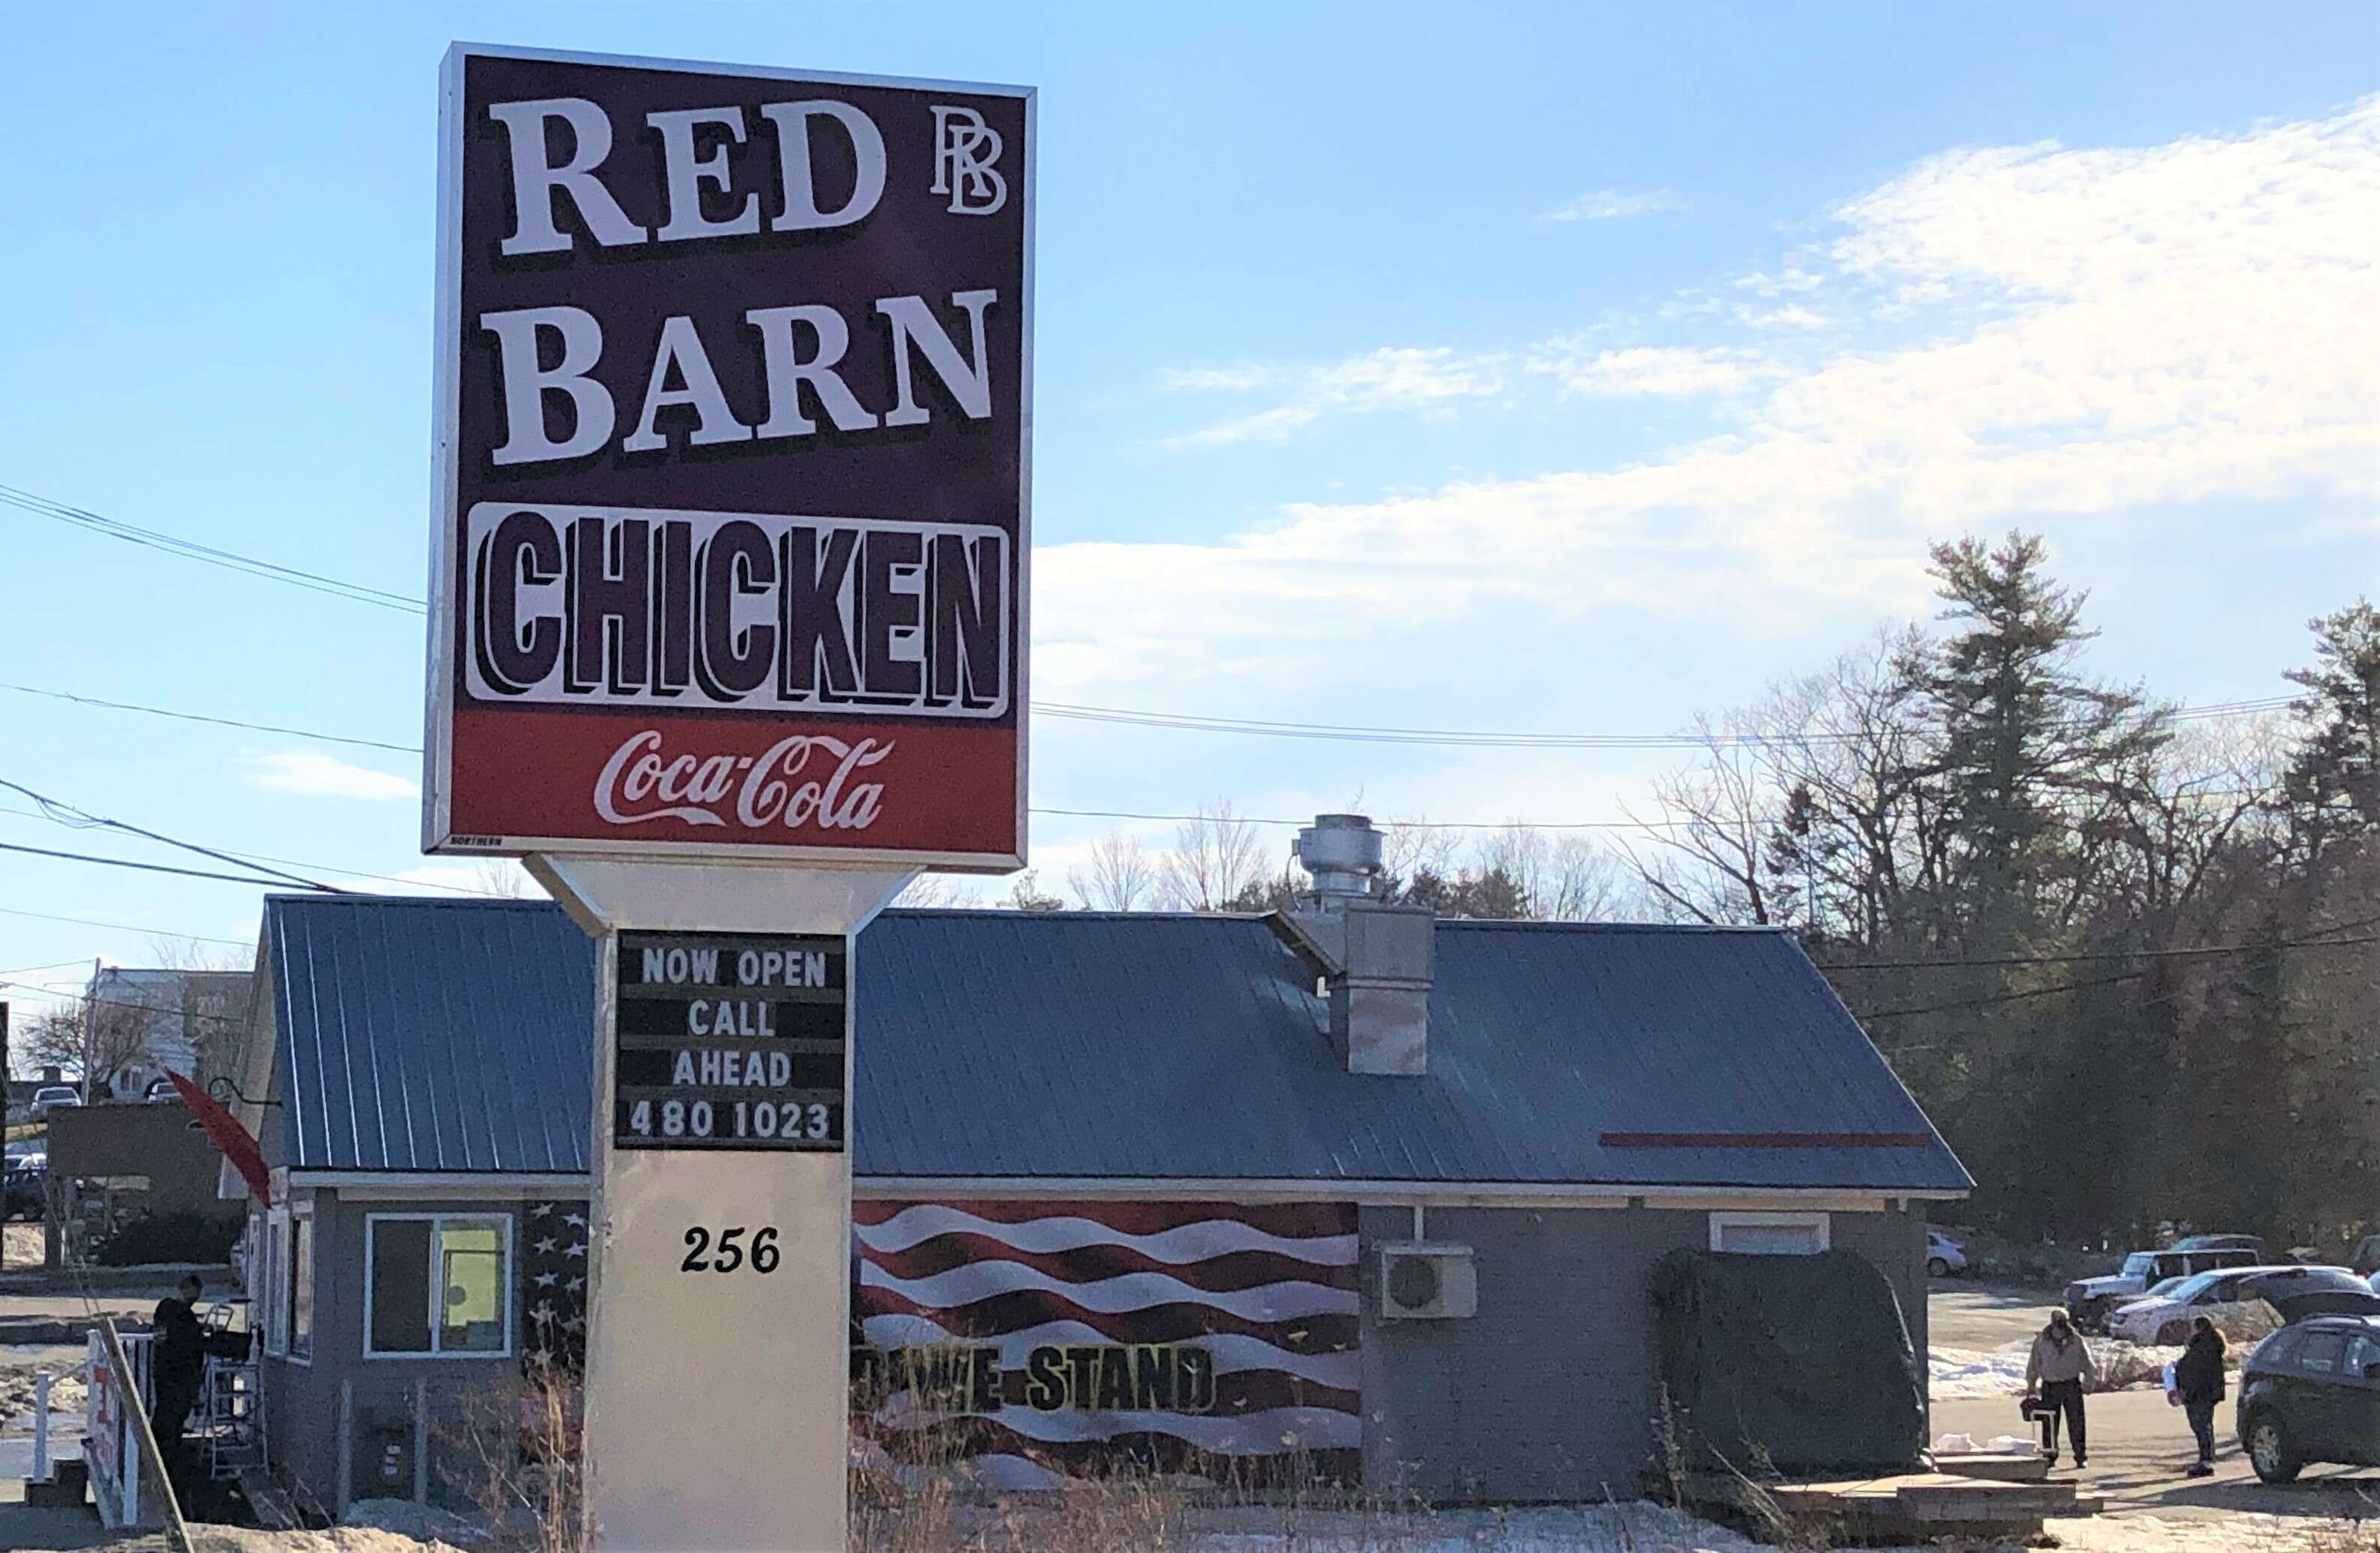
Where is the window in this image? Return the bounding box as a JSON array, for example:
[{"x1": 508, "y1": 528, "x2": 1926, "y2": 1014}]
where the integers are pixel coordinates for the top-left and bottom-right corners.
[
  {"x1": 1709, "y1": 1211, "x2": 1829, "y2": 1255},
  {"x1": 2295, "y1": 1333, "x2": 2348, "y2": 1375},
  {"x1": 288, "y1": 1208, "x2": 314, "y2": 1362},
  {"x1": 365, "y1": 1214, "x2": 513, "y2": 1358},
  {"x1": 2348, "y1": 1335, "x2": 2380, "y2": 1379}
]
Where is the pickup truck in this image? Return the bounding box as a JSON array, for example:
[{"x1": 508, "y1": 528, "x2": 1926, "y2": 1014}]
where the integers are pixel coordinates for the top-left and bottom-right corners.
[{"x1": 2067, "y1": 1245, "x2": 2264, "y2": 1332}]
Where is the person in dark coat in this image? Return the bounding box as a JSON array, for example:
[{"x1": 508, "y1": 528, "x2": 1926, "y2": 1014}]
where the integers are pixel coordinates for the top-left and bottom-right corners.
[
  {"x1": 149, "y1": 1274, "x2": 207, "y2": 1469},
  {"x1": 2174, "y1": 1315, "x2": 2228, "y2": 1476}
]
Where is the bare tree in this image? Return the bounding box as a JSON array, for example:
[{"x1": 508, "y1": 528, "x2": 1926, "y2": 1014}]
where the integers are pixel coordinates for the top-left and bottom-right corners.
[
  {"x1": 20, "y1": 999, "x2": 152, "y2": 1091},
  {"x1": 1540, "y1": 833, "x2": 1626, "y2": 921},
  {"x1": 1069, "y1": 831, "x2": 1158, "y2": 910},
  {"x1": 892, "y1": 873, "x2": 972, "y2": 908},
  {"x1": 1158, "y1": 801, "x2": 1267, "y2": 911},
  {"x1": 1003, "y1": 870, "x2": 1066, "y2": 911}
]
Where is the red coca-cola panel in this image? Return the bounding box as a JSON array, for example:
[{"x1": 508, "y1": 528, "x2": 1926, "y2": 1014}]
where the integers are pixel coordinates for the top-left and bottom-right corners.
[
  {"x1": 424, "y1": 46, "x2": 1030, "y2": 868},
  {"x1": 444, "y1": 710, "x2": 1019, "y2": 860}
]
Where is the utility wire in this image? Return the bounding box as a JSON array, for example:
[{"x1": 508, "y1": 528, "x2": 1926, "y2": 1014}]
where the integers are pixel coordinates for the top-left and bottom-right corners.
[
  {"x1": 0, "y1": 904, "x2": 252, "y2": 948},
  {"x1": 0, "y1": 776, "x2": 336, "y2": 893},
  {"x1": 0, "y1": 841, "x2": 327, "y2": 889},
  {"x1": 0, "y1": 682, "x2": 417, "y2": 754},
  {"x1": 1848, "y1": 931, "x2": 2380, "y2": 1022},
  {"x1": 1825, "y1": 914, "x2": 2380, "y2": 970},
  {"x1": 0, "y1": 483, "x2": 422, "y2": 612}
]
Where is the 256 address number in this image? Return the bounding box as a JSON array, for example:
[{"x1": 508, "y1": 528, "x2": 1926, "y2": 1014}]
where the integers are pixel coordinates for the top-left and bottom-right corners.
[{"x1": 682, "y1": 1225, "x2": 780, "y2": 1274}]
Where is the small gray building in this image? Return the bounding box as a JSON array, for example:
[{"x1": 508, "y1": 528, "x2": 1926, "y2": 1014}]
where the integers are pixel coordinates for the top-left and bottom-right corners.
[{"x1": 212, "y1": 859, "x2": 1967, "y2": 1510}]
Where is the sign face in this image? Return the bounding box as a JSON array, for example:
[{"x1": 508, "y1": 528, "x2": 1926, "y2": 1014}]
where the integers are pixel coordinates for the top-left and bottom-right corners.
[
  {"x1": 613, "y1": 931, "x2": 845, "y2": 1151},
  {"x1": 424, "y1": 45, "x2": 1032, "y2": 870}
]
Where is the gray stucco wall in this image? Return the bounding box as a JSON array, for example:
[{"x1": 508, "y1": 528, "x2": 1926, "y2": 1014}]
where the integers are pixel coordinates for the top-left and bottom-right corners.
[
  {"x1": 1357, "y1": 1203, "x2": 1927, "y2": 1503},
  {"x1": 265, "y1": 1191, "x2": 545, "y2": 1510}
]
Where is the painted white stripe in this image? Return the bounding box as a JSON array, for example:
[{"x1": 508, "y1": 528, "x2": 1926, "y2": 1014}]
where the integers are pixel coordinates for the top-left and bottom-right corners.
[
  {"x1": 874, "y1": 1401, "x2": 1361, "y2": 1454},
  {"x1": 860, "y1": 1313, "x2": 1361, "y2": 1390},
  {"x1": 861, "y1": 1261, "x2": 1360, "y2": 1321},
  {"x1": 857, "y1": 1203, "x2": 1359, "y2": 1265}
]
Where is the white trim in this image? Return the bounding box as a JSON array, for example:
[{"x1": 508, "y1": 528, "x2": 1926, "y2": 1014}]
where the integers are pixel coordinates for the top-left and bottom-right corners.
[
  {"x1": 291, "y1": 1172, "x2": 584, "y2": 1198},
  {"x1": 363, "y1": 1211, "x2": 517, "y2": 1360},
  {"x1": 291, "y1": 1170, "x2": 1958, "y2": 1207},
  {"x1": 1709, "y1": 1211, "x2": 1832, "y2": 1254},
  {"x1": 261, "y1": 1208, "x2": 288, "y2": 1358},
  {"x1": 287, "y1": 1205, "x2": 315, "y2": 1366}
]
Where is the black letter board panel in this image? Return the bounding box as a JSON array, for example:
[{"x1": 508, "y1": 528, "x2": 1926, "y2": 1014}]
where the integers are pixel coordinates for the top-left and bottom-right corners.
[{"x1": 613, "y1": 931, "x2": 845, "y2": 1152}]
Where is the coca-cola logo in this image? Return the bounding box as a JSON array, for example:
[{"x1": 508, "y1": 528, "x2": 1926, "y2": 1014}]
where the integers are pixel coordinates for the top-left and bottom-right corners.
[{"x1": 594, "y1": 730, "x2": 891, "y2": 832}]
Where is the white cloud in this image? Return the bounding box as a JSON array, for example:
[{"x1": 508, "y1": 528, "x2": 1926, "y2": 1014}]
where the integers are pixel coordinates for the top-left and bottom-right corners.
[
  {"x1": 1163, "y1": 347, "x2": 1508, "y2": 449},
  {"x1": 1156, "y1": 365, "x2": 1278, "y2": 392},
  {"x1": 1529, "y1": 343, "x2": 1779, "y2": 399},
  {"x1": 1538, "y1": 188, "x2": 1688, "y2": 223},
  {"x1": 1053, "y1": 97, "x2": 2380, "y2": 703},
  {"x1": 245, "y1": 751, "x2": 418, "y2": 802}
]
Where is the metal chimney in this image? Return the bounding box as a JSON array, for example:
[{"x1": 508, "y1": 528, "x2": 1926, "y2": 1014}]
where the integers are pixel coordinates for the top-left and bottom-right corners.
[
  {"x1": 1295, "y1": 813, "x2": 1384, "y2": 908},
  {"x1": 1274, "y1": 814, "x2": 1433, "y2": 1076}
]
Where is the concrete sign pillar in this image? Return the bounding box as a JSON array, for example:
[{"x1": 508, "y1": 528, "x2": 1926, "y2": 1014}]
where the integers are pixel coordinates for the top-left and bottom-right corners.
[{"x1": 531, "y1": 856, "x2": 914, "y2": 1553}]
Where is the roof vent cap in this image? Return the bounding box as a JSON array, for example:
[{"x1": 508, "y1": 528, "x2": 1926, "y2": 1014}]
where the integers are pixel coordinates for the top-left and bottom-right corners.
[{"x1": 1294, "y1": 814, "x2": 1383, "y2": 907}]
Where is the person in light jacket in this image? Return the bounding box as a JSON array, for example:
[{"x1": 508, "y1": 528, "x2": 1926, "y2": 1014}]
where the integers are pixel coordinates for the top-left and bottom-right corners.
[
  {"x1": 2173, "y1": 1316, "x2": 2228, "y2": 1477},
  {"x1": 2025, "y1": 1307, "x2": 2099, "y2": 1467}
]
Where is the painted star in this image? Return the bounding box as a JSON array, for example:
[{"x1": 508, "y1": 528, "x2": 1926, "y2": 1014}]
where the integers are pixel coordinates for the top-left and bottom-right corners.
[
  {"x1": 565, "y1": 1275, "x2": 586, "y2": 1293},
  {"x1": 563, "y1": 1212, "x2": 588, "y2": 1229},
  {"x1": 534, "y1": 1272, "x2": 558, "y2": 1287},
  {"x1": 535, "y1": 1237, "x2": 559, "y2": 1254},
  {"x1": 565, "y1": 1241, "x2": 586, "y2": 1259},
  {"x1": 531, "y1": 1202, "x2": 556, "y2": 1217}
]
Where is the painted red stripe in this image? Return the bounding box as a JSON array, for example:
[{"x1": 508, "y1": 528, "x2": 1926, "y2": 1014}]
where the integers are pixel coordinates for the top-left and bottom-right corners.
[
  {"x1": 859, "y1": 1359, "x2": 1358, "y2": 1418},
  {"x1": 856, "y1": 1284, "x2": 1361, "y2": 1353},
  {"x1": 863, "y1": 1233, "x2": 1358, "y2": 1292},
  {"x1": 1598, "y1": 1131, "x2": 1935, "y2": 1148}
]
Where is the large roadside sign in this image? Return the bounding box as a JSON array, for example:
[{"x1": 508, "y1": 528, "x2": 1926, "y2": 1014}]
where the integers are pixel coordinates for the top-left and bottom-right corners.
[{"x1": 425, "y1": 44, "x2": 1031, "y2": 871}]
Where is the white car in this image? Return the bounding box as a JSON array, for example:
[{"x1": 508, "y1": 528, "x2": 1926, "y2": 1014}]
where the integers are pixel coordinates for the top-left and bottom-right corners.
[
  {"x1": 29, "y1": 1086, "x2": 81, "y2": 1116},
  {"x1": 1926, "y1": 1228, "x2": 1968, "y2": 1278},
  {"x1": 2108, "y1": 1265, "x2": 2380, "y2": 1347}
]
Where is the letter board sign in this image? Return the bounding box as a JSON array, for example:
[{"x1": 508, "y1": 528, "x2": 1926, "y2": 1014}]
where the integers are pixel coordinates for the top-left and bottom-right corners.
[
  {"x1": 614, "y1": 931, "x2": 846, "y2": 1151},
  {"x1": 423, "y1": 44, "x2": 1031, "y2": 871}
]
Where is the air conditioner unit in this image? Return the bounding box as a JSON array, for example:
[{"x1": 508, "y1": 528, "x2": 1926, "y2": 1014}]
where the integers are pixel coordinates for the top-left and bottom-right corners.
[{"x1": 1376, "y1": 1241, "x2": 1477, "y2": 1320}]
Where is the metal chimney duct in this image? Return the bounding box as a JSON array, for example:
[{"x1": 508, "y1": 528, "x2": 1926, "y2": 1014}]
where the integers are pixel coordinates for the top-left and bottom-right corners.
[
  {"x1": 1273, "y1": 814, "x2": 1433, "y2": 1076},
  {"x1": 1295, "y1": 813, "x2": 1384, "y2": 907}
]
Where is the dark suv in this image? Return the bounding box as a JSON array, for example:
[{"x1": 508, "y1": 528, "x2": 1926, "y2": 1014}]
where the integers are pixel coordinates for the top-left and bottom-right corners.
[{"x1": 2237, "y1": 1316, "x2": 2380, "y2": 1483}]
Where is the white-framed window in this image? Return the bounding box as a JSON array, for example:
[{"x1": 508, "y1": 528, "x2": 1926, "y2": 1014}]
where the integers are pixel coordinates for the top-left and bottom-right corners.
[
  {"x1": 288, "y1": 1207, "x2": 315, "y2": 1363},
  {"x1": 1709, "y1": 1211, "x2": 1830, "y2": 1255},
  {"x1": 364, "y1": 1213, "x2": 514, "y2": 1359},
  {"x1": 262, "y1": 1209, "x2": 288, "y2": 1357}
]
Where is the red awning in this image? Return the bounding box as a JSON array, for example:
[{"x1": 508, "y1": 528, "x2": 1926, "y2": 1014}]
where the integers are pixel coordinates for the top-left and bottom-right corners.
[{"x1": 166, "y1": 1069, "x2": 270, "y2": 1204}]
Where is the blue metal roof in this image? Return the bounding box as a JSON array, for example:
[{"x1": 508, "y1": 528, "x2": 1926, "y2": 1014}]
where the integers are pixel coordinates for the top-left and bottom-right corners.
[{"x1": 262, "y1": 896, "x2": 1969, "y2": 1192}]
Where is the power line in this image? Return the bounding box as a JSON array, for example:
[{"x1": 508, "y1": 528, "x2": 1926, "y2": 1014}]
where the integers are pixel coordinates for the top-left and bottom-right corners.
[
  {"x1": 0, "y1": 775, "x2": 336, "y2": 893},
  {"x1": 0, "y1": 483, "x2": 422, "y2": 613},
  {"x1": 1847, "y1": 931, "x2": 2380, "y2": 1021},
  {"x1": 0, "y1": 802, "x2": 490, "y2": 898},
  {"x1": 0, "y1": 840, "x2": 325, "y2": 889},
  {"x1": 1038, "y1": 696, "x2": 2298, "y2": 750},
  {"x1": 0, "y1": 905, "x2": 252, "y2": 949},
  {"x1": 1825, "y1": 916, "x2": 2380, "y2": 971},
  {"x1": 0, "y1": 682, "x2": 417, "y2": 754}
]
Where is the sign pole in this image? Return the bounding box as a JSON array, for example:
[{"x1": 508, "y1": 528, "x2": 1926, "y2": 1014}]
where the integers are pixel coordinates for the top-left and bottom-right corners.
[{"x1": 532, "y1": 856, "x2": 912, "y2": 1553}]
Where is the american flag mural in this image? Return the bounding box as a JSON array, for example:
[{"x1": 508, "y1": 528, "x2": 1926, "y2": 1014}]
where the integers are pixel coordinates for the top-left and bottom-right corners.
[
  {"x1": 522, "y1": 1199, "x2": 592, "y2": 1368},
  {"x1": 852, "y1": 1199, "x2": 1363, "y2": 1488}
]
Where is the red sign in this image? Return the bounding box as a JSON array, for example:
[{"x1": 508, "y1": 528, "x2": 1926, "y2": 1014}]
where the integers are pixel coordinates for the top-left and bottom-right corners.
[{"x1": 424, "y1": 46, "x2": 1030, "y2": 869}]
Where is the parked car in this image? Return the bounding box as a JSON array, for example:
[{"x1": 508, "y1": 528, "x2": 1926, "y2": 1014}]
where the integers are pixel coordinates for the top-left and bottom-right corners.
[
  {"x1": 2171, "y1": 1232, "x2": 2266, "y2": 1256},
  {"x1": 142, "y1": 1077, "x2": 181, "y2": 1103},
  {"x1": 28, "y1": 1085, "x2": 80, "y2": 1117},
  {"x1": 2067, "y1": 1245, "x2": 2264, "y2": 1332},
  {"x1": 2109, "y1": 1266, "x2": 2380, "y2": 1347},
  {"x1": 2351, "y1": 1234, "x2": 2380, "y2": 1278},
  {"x1": 1926, "y1": 1228, "x2": 1968, "y2": 1278},
  {"x1": 2237, "y1": 1316, "x2": 2380, "y2": 1483},
  {"x1": 2, "y1": 1160, "x2": 44, "y2": 1222}
]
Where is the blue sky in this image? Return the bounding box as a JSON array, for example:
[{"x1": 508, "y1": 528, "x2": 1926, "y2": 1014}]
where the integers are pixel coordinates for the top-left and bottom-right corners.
[{"x1": 2, "y1": 4, "x2": 2374, "y2": 1028}]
